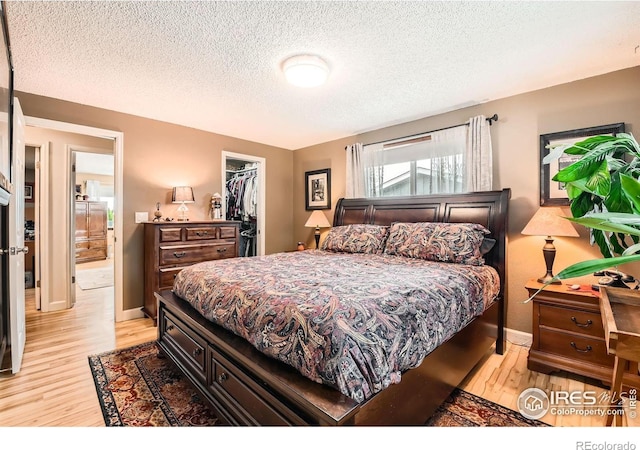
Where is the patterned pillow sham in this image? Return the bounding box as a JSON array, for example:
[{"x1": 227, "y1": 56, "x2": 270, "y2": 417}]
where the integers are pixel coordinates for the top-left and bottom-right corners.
[
  {"x1": 383, "y1": 222, "x2": 490, "y2": 265},
  {"x1": 321, "y1": 224, "x2": 390, "y2": 254}
]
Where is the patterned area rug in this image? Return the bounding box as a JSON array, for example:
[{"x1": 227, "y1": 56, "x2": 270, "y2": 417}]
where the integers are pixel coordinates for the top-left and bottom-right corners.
[
  {"x1": 89, "y1": 341, "x2": 548, "y2": 427},
  {"x1": 88, "y1": 341, "x2": 220, "y2": 426}
]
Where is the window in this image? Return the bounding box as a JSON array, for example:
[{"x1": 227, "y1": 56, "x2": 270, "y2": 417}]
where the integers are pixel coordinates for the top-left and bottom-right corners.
[{"x1": 364, "y1": 125, "x2": 467, "y2": 197}]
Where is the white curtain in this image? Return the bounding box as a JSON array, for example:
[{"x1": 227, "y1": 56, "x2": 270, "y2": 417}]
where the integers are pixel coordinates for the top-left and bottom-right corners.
[
  {"x1": 466, "y1": 115, "x2": 493, "y2": 191},
  {"x1": 85, "y1": 179, "x2": 101, "y2": 200},
  {"x1": 345, "y1": 143, "x2": 364, "y2": 198}
]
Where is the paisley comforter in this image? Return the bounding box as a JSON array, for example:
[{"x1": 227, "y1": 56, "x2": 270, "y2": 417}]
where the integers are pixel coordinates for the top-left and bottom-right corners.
[{"x1": 172, "y1": 250, "x2": 500, "y2": 402}]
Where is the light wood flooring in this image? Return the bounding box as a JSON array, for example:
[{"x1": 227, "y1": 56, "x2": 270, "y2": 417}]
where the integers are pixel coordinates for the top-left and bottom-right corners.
[{"x1": 0, "y1": 278, "x2": 637, "y2": 427}]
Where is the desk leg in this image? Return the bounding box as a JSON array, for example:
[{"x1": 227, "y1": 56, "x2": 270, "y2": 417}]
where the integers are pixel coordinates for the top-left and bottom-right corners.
[{"x1": 607, "y1": 356, "x2": 625, "y2": 427}]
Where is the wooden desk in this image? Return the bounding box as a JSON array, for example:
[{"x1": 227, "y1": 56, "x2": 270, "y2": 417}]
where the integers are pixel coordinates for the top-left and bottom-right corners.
[{"x1": 600, "y1": 287, "x2": 640, "y2": 426}]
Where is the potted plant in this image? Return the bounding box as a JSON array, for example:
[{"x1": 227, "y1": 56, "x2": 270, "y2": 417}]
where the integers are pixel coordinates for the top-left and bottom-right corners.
[{"x1": 529, "y1": 132, "x2": 640, "y2": 297}]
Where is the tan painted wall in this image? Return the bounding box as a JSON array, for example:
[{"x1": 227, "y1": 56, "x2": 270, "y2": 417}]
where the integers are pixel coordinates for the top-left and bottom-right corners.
[
  {"x1": 18, "y1": 92, "x2": 294, "y2": 312},
  {"x1": 292, "y1": 66, "x2": 640, "y2": 333}
]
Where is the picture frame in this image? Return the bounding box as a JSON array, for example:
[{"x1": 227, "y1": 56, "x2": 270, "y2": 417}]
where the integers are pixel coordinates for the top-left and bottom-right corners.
[
  {"x1": 539, "y1": 123, "x2": 625, "y2": 206},
  {"x1": 24, "y1": 182, "x2": 33, "y2": 202},
  {"x1": 305, "y1": 168, "x2": 331, "y2": 211}
]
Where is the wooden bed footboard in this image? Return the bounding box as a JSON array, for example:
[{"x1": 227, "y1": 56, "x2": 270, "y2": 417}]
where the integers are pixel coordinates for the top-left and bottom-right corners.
[{"x1": 155, "y1": 188, "x2": 511, "y2": 425}]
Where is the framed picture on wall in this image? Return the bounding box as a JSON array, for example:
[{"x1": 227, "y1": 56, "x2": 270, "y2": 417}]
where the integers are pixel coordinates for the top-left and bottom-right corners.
[
  {"x1": 25, "y1": 182, "x2": 33, "y2": 202},
  {"x1": 305, "y1": 168, "x2": 331, "y2": 210},
  {"x1": 539, "y1": 123, "x2": 625, "y2": 206}
]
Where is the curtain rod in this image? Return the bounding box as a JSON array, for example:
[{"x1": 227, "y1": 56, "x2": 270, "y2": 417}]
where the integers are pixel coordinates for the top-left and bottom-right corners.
[{"x1": 361, "y1": 114, "x2": 498, "y2": 148}]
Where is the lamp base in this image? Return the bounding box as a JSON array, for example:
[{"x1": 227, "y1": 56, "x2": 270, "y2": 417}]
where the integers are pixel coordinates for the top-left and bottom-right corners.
[{"x1": 537, "y1": 273, "x2": 561, "y2": 285}]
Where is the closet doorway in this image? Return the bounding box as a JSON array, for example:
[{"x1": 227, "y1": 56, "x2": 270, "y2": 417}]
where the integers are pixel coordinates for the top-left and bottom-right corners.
[{"x1": 221, "y1": 151, "x2": 265, "y2": 256}]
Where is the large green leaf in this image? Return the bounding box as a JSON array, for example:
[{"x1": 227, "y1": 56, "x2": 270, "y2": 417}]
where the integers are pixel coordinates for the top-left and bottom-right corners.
[
  {"x1": 621, "y1": 174, "x2": 640, "y2": 214},
  {"x1": 570, "y1": 191, "x2": 595, "y2": 218},
  {"x1": 567, "y1": 216, "x2": 640, "y2": 237},
  {"x1": 604, "y1": 172, "x2": 631, "y2": 213},
  {"x1": 553, "y1": 144, "x2": 619, "y2": 183},
  {"x1": 584, "y1": 160, "x2": 611, "y2": 197}
]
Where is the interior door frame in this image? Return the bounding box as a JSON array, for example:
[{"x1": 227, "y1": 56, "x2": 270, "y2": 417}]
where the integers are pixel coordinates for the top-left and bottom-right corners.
[
  {"x1": 221, "y1": 151, "x2": 266, "y2": 256},
  {"x1": 24, "y1": 116, "x2": 126, "y2": 322}
]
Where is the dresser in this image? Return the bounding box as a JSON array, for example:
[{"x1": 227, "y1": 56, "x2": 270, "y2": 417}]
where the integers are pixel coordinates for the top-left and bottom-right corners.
[
  {"x1": 526, "y1": 279, "x2": 615, "y2": 384},
  {"x1": 143, "y1": 221, "x2": 240, "y2": 321},
  {"x1": 75, "y1": 200, "x2": 108, "y2": 263}
]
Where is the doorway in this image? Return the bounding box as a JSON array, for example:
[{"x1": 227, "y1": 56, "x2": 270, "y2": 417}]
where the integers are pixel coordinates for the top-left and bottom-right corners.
[
  {"x1": 72, "y1": 150, "x2": 115, "y2": 309},
  {"x1": 221, "y1": 151, "x2": 265, "y2": 256},
  {"x1": 24, "y1": 116, "x2": 126, "y2": 321}
]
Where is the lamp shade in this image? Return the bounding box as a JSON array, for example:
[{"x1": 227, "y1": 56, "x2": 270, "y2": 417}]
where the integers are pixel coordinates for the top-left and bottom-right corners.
[
  {"x1": 172, "y1": 186, "x2": 194, "y2": 204},
  {"x1": 521, "y1": 207, "x2": 579, "y2": 237},
  {"x1": 304, "y1": 210, "x2": 331, "y2": 229}
]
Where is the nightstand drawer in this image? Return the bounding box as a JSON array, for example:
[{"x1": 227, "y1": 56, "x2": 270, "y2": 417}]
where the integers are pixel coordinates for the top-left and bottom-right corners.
[
  {"x1": 538, "y1": 328, "x2": 614, "y2": 367},
  {"x1": 539, "y1": 304, "x2": 604, "y2": 338},
  {"x1": 159, "y1": 267, "x2": 184, "y2": 290}
]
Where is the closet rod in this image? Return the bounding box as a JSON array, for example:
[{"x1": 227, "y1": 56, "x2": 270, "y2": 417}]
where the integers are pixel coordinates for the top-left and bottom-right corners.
[
  {"x1": 227, "y1": 166, "x2": 258, "y2": 174},
  {"x1": 361, "y1": 113, "x2": 498, "y2": 148}
]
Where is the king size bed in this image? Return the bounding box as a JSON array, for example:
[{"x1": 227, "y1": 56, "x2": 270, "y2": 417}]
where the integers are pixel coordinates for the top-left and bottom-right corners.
[{"x1": 155, "y1": 188, "x2": 510, "y2": 425}]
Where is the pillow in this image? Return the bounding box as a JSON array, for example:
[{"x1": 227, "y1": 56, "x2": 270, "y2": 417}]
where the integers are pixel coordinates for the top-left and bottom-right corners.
[
  {"x1": 321, "y1": 224, "x2": 390, "y2": 254},
  {"x1": 383, "y1": 222, "x2": 490, "y2": 265}
]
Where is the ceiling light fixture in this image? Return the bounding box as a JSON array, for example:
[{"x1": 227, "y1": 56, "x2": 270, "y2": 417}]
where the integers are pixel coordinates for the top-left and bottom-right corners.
[{"x1": 282, "y1": 54, "x2": 329, "y2": 88}]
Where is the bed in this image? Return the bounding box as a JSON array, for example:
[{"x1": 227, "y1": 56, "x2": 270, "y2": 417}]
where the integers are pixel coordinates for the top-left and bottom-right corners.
[{"x1": 155, "y1": 188, "x2": 510, "y2": 425}]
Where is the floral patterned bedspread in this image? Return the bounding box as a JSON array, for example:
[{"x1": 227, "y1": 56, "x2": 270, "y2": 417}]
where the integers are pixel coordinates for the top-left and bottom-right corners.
[{"x1": 172, "y1": 250, "x2": 500, "y2": 402}]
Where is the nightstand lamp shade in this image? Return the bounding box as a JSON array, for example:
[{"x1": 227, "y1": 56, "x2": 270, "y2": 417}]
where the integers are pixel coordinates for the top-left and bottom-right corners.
[
  {"x1": 304, "y1": 210, "x2": 331, "y2": 249},
  {"x1": 172, "y1": 186, "x2": 195, "y2": 221},
  {"x1": 522, "y1": 206, "x2": 579, "y2": 284}
]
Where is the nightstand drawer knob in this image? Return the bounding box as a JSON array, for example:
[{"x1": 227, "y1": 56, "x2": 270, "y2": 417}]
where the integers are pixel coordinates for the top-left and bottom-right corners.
[
  {"x1": 571, "y1": 316, "x2": 593, "y2": 328},
  {"x1": 173, "y1": 251, "x2": 186, "y2": 258},
  {"x1": 570, "y1": 341, "x2": 592, "y2": 353},
  {"x1": 218, "y1": 372, "x2": 228, "y2": 384}
]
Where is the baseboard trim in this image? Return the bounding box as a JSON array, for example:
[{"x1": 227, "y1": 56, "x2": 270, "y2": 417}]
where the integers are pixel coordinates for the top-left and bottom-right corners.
[{"x1": 505, "y1": 327, "x2": 532, "y2": 347}]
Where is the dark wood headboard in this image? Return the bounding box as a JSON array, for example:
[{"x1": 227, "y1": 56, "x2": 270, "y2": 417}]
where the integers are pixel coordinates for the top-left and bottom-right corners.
[{"x1": 334, "y1": 188, "x2": 511, "y2": 339}]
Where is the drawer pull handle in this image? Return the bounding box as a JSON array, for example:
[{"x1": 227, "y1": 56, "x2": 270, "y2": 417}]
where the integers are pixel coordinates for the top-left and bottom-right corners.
[
  {"x1": 196, "y1": 231, "x2": 209, "y2": 236},
  {"x1": 570, "y1": 342, "x2": 592, "y2": 353},
  {"x1": 217, "y1": 247, "x2": 227, "y2": 253},
  {"x1": 571, "y1": 317, "x2": 593, "y2": 328},
  {"x1": 166, "y1": 325, "x2": 175, "y2": 331},
  {"x1": 218, "y1": 372, "x2": 228, "y2": 384},
  {"x1": 173, "y1": 251, "x2": 186, "y2": 258},
  {"x1": 192, "y1": 348, "x2": 202, "y2": 358}
]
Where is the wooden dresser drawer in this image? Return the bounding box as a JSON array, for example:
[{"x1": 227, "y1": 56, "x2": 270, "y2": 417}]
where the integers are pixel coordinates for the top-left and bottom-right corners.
[
  {"x1": 161, "y1": 312, "x2": 207, "y2": 383},
  {"x1": 209, "y1": 348, "x2": 294, "y2": 425},
  {"x1": 539, "y1": 304, "x2": 604, "y2": 338},
  {"x1": 159, "y1": 227, "x2": 182, "y2": 242},
  {"x1": 185, "y1": 226, "x2": 218, "y2": 241},
  {"x1": 159, "y1": 243, "x2": 235, "y2": 265},
  {"x1": 538, "y1": 328, "x2": 615, "y2": 367},
  {"x1": 219, "y1": 226, "x2": 238, "y2": 239},
  {"x1": 159, "y1": 267, "x2": 184, "y2": 290}
]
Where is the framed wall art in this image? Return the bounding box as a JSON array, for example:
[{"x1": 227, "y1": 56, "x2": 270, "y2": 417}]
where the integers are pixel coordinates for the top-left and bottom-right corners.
[
  {"x1": 539, "y1": 123, "x2": 625, "y2": 206},
  {"x1": 24, "y1": 182, "x2": 33, "y2": 202},
  {"x1": 305, "y1": 168, "x2": 331, "y2": 210}
]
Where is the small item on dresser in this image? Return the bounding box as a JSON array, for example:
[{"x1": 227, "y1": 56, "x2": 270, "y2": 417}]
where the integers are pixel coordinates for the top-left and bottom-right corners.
[
  {"x1": 297, "y1": 242, "x2": 305, "y2": 251},
  {"x1": 568, "y1": 284, "x2": 581, "y2": 290},
  {"x1": 153, "y1": 202, "x2": 163, "y2": 222}
]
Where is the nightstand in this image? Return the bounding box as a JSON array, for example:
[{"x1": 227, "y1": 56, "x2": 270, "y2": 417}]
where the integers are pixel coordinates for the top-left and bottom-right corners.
[{"x1": 526, "y1": 279, "x2": 615, "y2": 384}]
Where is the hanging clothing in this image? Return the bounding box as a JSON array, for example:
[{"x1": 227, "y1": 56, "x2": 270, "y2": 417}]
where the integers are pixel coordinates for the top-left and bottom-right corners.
[{"x1": 225, "y1": 167, "x2": 258, "y2": 257}]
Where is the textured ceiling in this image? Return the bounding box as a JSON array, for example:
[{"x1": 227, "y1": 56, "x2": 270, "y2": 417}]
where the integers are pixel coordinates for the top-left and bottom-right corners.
[{"x1": 6, "y1": 1, "x2": 640, "y2": 150}]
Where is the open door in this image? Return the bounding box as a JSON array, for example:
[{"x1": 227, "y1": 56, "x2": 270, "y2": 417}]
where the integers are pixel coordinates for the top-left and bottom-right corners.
[{"x1": 8, "y1": 97, "x2": 26, "y2": 373}]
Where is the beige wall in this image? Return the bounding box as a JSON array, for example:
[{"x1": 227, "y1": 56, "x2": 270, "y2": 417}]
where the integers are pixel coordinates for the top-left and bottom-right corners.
[
  {"x1": 292, "y1": 66, "x2": 640, "y2": 334},
  {"x1": 18, "y1": 92, "x2": 294, "y2": 312}
]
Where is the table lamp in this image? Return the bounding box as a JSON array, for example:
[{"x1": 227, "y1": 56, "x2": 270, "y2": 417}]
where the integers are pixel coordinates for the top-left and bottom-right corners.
[
  {"x1": 521, "y1": 206, "x2": 579, "y2": 284},
  {"x1": 305, "y1": 210, "x2": 331, "y2": 248},
  {"x1": 172, "y1": 186, "x2": 195, "y2": 221}
]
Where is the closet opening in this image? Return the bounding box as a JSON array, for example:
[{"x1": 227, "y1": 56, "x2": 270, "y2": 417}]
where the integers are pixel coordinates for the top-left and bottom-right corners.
[{"x1": 221, "y1": 151, "x2": 265, "y2": 257}]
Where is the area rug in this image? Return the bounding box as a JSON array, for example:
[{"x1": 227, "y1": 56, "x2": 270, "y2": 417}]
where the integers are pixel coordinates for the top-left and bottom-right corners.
[
  {"x1": 76, "y1": 266, "x2": 114, "y2": 290},
  {"x1": 88, "y1": 341, "x2": 220, "y2": 426},
  {"x1": 89, "y1": 341, "x2": 548, "y2": 427}
]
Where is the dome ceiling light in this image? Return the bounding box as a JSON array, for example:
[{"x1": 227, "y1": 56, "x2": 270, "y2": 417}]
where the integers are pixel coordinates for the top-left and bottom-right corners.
[{"x1": 282, "y1": 54, "x2": 329, "y2": 88}]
